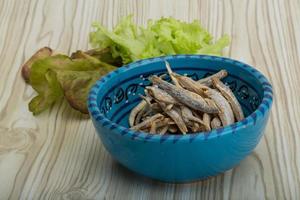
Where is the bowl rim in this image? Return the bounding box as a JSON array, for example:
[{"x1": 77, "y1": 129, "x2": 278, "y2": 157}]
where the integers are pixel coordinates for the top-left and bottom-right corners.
[{"x1": 88, "y1": 55, "x2": 273, "y2": 143}]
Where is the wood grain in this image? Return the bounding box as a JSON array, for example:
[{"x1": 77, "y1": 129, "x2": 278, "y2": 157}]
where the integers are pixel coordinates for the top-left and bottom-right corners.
[{"x1": 0, "y1": 0, "x2": 299, "y2": 199}]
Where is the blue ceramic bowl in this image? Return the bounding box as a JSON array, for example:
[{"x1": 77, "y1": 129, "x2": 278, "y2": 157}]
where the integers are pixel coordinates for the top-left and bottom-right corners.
[{"x1": 88, "y1": 55, "x2": 273, "y2": 182}]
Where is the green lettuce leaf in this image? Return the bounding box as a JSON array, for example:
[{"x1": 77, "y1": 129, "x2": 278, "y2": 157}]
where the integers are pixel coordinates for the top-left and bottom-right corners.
[
  {"x1": 90, "y1": 16, "x2": 230, "y2": 64},
  {"x1": 28, "y1": 69, "x2": 63, "y2": 114}
]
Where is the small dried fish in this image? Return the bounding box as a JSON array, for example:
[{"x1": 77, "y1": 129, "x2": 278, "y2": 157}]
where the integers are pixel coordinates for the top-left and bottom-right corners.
[
  {"x1": 204, "y1": 98, "x2": 218, "y2": 109},
  {"x1": 191, "y1": 122, "x2": 200, "y2": 132},
  {"x1": 211, "y1": 117, "x2": 222, "y2": 129},
  {"x1": 203, "y1": 113, "x2": 211, "y2": 131},
  {"x1": 141, "y1": 110, "x2": 155, "y2": 121},
  {"x1": 166, "y1": 104, "x2": 174, "y2": 111},
  {"x1": 159, "y1": 102, "x2": 188, "y2": 134},
  {"x1": 204, "y1": 98, "x2": 220, "y2": 114},
  {"x1": 129, "y1": 63, "x2": 243, "y2": 135},
  {"x1": 150, "y1": 120, "x2": 158, "y2": 134},
  {"x1": 190, "y1": 111, "x2": 209, "y2": 132},
  {"x1": 180, "y1": 106, "x2": 205, "y2": 125},
  {"x1": 129, "y1": 99, "x2": 148, "y2": 127},
  {"x1": 198, "y1": 124, "x2": 207, "y2": 132},
  {"x1": 131, "y1": 113, "x2": 164, "y2": 130},
  {"x1": 140, "y1": 96, "x2": 163, "y2": 114},
  {"x1": 139, "y1": 116, "x2": 169, "y2": 129},
  {"x1": 150, "y1": 76, "x2": 219, "y2": 113},
  {"x1": 155, "y1": 117, "x2": 175, "y2": 128},
  {"x1": 139, "y1": 94, "x2": 152, "y2": 105},
  {"x1": 192, "y1": 111, "x2": 202, "y2": 119},
  {"x1": 197, "y1": 70, "x2": 228, "y2": 86},
  {"x1": 158, "y1": 125, "x2": 169, "y2": 135},
  {"x1": 140, "y1": 127, "x2": 150, "y2": 132},
  {"x1": 146, "y1": 86, "x2": 179, "y2": 105},
  {"x1": 149, "y1": 103, "x2": 162, "y2": 112},
  {"x1": 204, "y1": 88, "x2": 234, "y2": 126},
  {"x1": 159, "y1": 74, "x2": 167, "y2": 79},
  {"x1": 172, "y1": 73, "x2": 207, "y2": 97},
  {"x1": 198, "y1": 69, "x2": 228, "y2": 86},
  {"x1": 135, "y1": 104, "x2": 150, "y2": 125},
  {"x1": 212, "y1": 77, "x2": 244, "y2": 121},
  {"x1": 165, "y1": 61, "x2": 182, "y2": 88}
]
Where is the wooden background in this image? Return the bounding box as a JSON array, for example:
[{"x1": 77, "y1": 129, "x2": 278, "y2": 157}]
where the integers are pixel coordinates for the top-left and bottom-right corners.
[{"x1": 0, "y1": 0, "x2": 299, "y2": 199}]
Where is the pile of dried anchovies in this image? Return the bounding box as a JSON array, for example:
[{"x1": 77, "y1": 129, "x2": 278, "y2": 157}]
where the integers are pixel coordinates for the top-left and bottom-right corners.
[{"x1": 129, "y1": 62, "x2": 244, "y2": 134}]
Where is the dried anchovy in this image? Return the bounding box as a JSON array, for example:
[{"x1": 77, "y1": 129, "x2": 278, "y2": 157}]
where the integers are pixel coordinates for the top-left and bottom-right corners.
[
  {"x1": 129, "y1": 63, "x2": 243, "y2": 135},
  {"x1": 211, "y1": 77, "x2": 244, "y2": 121},
  {"x1": 197, "y1": 70, "x2": 228, "y2": 86},
  {"x1": 158, "y1": 125, "x2": 169, "y2": 135},
  {"x1": 139, "y1": 127, "x2": 149, "y2": 132},
  {"x1": 204, "y1": 88, "x2": 234, "y2": 126},
  {"x1": 191, "y1": 122, "x2": 200, "y2": 132},
  {"x1": 180, "y1": 106, "x2": 205, "y2": 125},
  {"x1": 150, "y1": 120, "x2": 158, "y2": 134},
  {"x1": 203, "y1": 113, "x2": 211, "y2": 131},
  {"x1": 150, "y1": 76, "x2": 219, "y2": 113},
  {"x1": 129, "y1": 99, "x2": 148, "y2": 127},
  {"x1": 135, "y1": 104, "x2": 150, "y2": 125},
  {"x1": 139, "y1": 94, "x2": 152, "y2": 105},
  {"x1": 146, "y1": 86, "x2": 179, "y2": 105},
  {"x1": 140, "y1": 116, "x2": 170, "y2": 129},
  {"x1": 131, "y1": 113, "x2": 164, "y2": 130},
  {"x1": 149, "y1": 103, "x2": 163, "y2": 112},
  {"x1": 159, "y1": 102, "x2": 188, "y2": 134},
  {"x1": 156, "y1": 117, "x2": 175, "y2": 128},
  {"x1": 211, "y1": 117, "x2": 222, "y2": 129},
  {"x1": 191, "y1": 111, "x2": 209, "y2": 132},
  {"x1": 140, "y1": 96, "x2": 162, "y2": 113},
  {"x1": 166, "y1": 104, "x2": 174, "y2": 110},
  {"x1": 204, "y1": 98, "x2": 219, "y2": 111},
  {"x1": 172, "y1": 73, "x2": 207, "y2": 97},
  {"x1": 165, "y1": 61, "x2": 182, "y2": 88}
]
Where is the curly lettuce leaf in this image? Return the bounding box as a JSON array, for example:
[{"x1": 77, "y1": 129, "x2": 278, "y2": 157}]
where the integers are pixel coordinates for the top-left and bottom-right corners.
[
  {"x1": 56, "y1": 66, "x2": 115, "y2": 114},
  {"x1": 28, "y1": 52, "x2": 115, "y2": 115},
  {"x1": 21, "y1": 47, "x2": 53, "y2": 82},
  {"x1": 197, "y1": 35, "x2": 230, "y2": 55},
  {"x1": 71, "y1": 48, "x2": 122, "y2": 67},
  {"x1": 90, "y1": 16, "x2": 230, "y2": 64}
]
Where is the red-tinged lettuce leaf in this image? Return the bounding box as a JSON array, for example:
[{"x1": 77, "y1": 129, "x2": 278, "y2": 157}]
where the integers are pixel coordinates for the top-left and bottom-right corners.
[
  {"x1": 21, "y1": 47, "x2": 52, "y2": 82},
  {"x1": 28, "y1": 52, "x2": 116, "y2": 115},
  {"x1": 71, "y1": 48, "x2": 122, "y2": 67},
  {"x1": 56, "y1": 69, "x2": 112, "y2": 114}
]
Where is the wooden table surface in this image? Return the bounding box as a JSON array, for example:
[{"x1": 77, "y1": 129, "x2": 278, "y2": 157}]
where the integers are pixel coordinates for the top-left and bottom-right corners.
[{"x1": 0, "y1": 0, "x2": 299, "y2": 199}]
